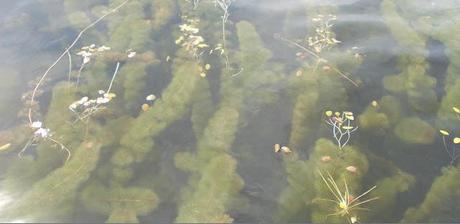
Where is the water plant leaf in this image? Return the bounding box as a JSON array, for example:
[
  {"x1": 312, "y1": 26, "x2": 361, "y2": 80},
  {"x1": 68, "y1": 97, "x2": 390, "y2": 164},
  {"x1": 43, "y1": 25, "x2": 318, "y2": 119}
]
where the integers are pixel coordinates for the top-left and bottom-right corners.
[
  {"x1": 439, "y1": 129, "x2": 450, "y2": 136},
  {"x1": 453, "y1": 107, "x2": 460, "y2": 114},
  {"x1": 325, "y1": 111, "x2": 333, "y2": 116},
  {"x1": 454, "y1": 137, "x2": 460, "y2": 144},
  {"x1": 0, "y1": 143, "x2": 11, "y2": 151}
]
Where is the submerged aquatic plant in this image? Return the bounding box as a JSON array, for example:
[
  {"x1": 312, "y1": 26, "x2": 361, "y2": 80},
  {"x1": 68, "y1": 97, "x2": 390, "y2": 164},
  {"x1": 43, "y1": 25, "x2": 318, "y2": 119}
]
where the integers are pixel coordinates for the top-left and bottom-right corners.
[
  {"x1": 68, "y1": 62, "x2": 120, "y2": 122},
  {"x1": 74, "y1": 44, "x2": 111, "y2": 85},
  {"x1": 276, "y1": 14, "x2": 359, "y2": 87},
  {"x1": 324, "y1": 111, "x2": 358, "y2": 150},
  {"x1": 18, "y1": 121, "x2": 72, "y2": 163},
  {"x1": 317, "y1": 171, "x2": 378, "y2": 223},
  {"x1": 176, "y1": 17, "x2": 210, "y2": 59},
  {"x1": 308, "y1": 14, "x2": 341, "y2": 54}
]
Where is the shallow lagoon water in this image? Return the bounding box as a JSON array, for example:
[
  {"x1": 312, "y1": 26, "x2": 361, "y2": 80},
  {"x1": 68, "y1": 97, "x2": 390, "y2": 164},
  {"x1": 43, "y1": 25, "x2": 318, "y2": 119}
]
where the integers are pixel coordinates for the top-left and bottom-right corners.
[{"x1": 0, "y1": 0, "x2": 459, "y2": 223}]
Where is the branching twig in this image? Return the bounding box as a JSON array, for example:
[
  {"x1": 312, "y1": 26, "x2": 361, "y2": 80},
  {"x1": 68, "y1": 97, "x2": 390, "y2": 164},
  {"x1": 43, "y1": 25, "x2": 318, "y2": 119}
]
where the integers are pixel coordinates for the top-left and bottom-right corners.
[{"x1": 324, "y1": 111, "x2": 358, "y2": 150}]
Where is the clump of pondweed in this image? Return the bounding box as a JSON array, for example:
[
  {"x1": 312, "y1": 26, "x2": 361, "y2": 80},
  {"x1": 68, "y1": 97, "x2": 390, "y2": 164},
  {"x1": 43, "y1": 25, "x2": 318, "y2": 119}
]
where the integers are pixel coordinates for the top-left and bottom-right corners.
[{"x1": 276, "y1": 14, "x2": 361, "y2": 87}]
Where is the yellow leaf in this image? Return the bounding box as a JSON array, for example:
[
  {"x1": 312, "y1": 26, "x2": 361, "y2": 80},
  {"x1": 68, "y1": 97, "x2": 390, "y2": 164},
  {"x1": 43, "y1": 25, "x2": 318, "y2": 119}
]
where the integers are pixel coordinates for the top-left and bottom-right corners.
[
  {"x1": 453, "y1": 107, "x2": 460, "y2": 114},
  {"x1": 296, "y1": 70, "x2": 303, "y2": 77},
  {"x1": 371, "y1": 100, "x2": 378, "y2": 107},
  {"x1": 454, "y1": 137, "x2": 460, "y2": 144},
  {"x1": 274, "y1": 144, "x2": 281, "y2": 153},
  {"x1": 0, "y1": 143, "x2": 11, "y2": 151},
  {"x1": 107, "y1": 93, "x2": 116, "y2": 99},
  {"x1": 345, "y1": 115, "x2": 355, "y2": 121},
  {"x1": 200, "y1": 73, "x2": 207, "y2": 78},
  {"x1": 141, "y1": 104, "x2": 150, "y2": 112},
  {"x1": 281, "y1": 146, "x2": 292, "y2": 154},
  {"x1": 335, "y1": 112, "x2": 341, "y2": 117},
  {"x1": 325, "y1": 111, "x2": 333, "y2": 116},
  {"x1": 342, "y1": 126, "x2": 354, "y2": 130},
  {"x1": 440, "y1": 130, "x2": 450, "y2": 136},
  {"x1": 205, "y1": 64, "x2": 211, "y2": 70}
]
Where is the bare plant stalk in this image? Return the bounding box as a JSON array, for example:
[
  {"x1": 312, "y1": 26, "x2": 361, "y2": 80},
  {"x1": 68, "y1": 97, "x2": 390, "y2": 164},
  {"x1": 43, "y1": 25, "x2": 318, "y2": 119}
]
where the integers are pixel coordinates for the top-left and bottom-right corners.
[
  {"x1": 107, "y1": 62, "x2": 120, "y2": 93},
  {"x1": 325, "y1": 113, "x2": 358, "y2": 150},
  {"x1": 276, "y1": 34, "x2": 360, "y2": 87},
  {"x1": 18, "y1": 136, "x2": 71, "y2": 163},
  {"x1": 27, "y1": 0, "x2": 132, "y2": 125},
  {"x1": 215, "y1": 0, "x2": 233, "y2": 69},
  {"x1": 441, "y1": 136, "x2": 459, "y2": 165},
  {"x1": 47, "y1": 137, "x2": 72, "y2": 163},
  {"x1": 76, "y1": 63, "x2": 85, "y2": 86},
  {"x1": 67, "y1": 50, "x2": 72, "y2": 82}
]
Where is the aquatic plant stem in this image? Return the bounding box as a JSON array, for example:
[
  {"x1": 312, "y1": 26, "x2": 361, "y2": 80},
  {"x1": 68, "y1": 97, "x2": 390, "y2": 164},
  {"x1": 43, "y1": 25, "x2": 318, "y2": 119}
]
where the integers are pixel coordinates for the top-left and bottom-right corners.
[
  {"x1": 47, "y1": 137, "x2": 72, "y2": 163},
  {"x1": 215, "y1": 0, "x2": 232, "y2": 69},
  {"x1": 67, "y1": 50, "x2": 72, "y2": 82},
  {"x1": 27, "y1": 0, "x2": 132, "y2": 125},
  {"x1": 107, "y1": 62, "x2": 120, "y2": 93},
  {"x1": 276, "y1": 35, "x2": 359, "y2": 87}
]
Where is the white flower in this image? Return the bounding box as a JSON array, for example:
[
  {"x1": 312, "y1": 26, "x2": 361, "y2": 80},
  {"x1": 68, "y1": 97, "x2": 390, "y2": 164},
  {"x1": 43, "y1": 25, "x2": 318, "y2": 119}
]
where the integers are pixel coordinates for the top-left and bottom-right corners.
[
  {"x1": 97, "y1": 45, "x2": 111, "y2": 52},
  {"x1": 96, "y1": 97, "x2": 110, "y2": 104},
  {"x1": 34, "y1": 128, "x2": 50, "y2": 138},
  {"x1": 80, "y1": 96, "x2": 89, "y2": 102},
  {"x1": 98, "y1": 90, "x2": 105, "y2": 95},
  {"x1": 146, "y1": 94, "x2": 156, "y2": 101},
  {"x1": 127, "y1": 52, "x2": 136, "y2": 58},
  {"x1": 31, "y1": 121, "x2": 42, "y2": 129},
  {"x1": 69, "y1": 103, "x2": 77, "y2": 110},
  {"x1": 83, "y1": 56, "x2": 91, "y2": 64}
]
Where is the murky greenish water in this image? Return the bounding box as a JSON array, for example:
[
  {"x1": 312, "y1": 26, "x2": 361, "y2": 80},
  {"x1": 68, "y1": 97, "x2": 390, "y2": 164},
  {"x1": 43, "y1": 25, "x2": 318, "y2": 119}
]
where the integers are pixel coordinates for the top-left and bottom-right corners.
[{"x1": 0, "y1": 0, "x2": 459, "y2": 223}]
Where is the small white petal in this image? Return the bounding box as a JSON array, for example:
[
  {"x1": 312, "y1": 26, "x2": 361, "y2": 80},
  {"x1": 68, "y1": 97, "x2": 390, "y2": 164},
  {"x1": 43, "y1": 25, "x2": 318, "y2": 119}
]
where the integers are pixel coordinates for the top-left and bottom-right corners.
[
  {"x1": 127, "y1": 52, "x2": 136, "y2": 58},
  {"x1": 83, "y1": 56, "x2": 91, "y2": 64},
  {"x1": 146, "y1": 94, "x2": 156, "y2": 101},
  {"x1": 31, "y1": 121, "x2": 42, "y2": 128}
]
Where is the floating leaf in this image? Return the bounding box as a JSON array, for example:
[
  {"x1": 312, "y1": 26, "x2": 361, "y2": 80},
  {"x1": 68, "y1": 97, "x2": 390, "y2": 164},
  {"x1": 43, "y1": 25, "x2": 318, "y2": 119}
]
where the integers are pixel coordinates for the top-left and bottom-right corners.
[
  {"x1": 345, "y1": 115, "x2": 355, "y2": 121},
  {"x1": 127, "y1": 52, "x2": 136, "y2": 58},
  {"x1": 0, "y1": 143, "x2": 11, "y2": 151},
  {"x1": 296, "y1": 70, "x2": 303, "y2": 77},
  {"x1": 325, "y1": 111, "x2": 333, "y2": 116},
  {"x1": 107, "y1": 93, "x2": 116, "y2": 99},
  {"x1": 335, "y1": 112, "x2": 341, "y2": 117},
  {"x1": 371, "y1": 100, "x2": 378, "y2": 107},
  {"x1": 274, "y1": 144, "x2": 281, "y2": 153},
  {"x1": 342, "y1": 126, "x2": 354, "y2": 130},
  {"x1": 346, "y1": 166, "x2": 357, "y2": 173},
  {"x1": 440, "y1": 130, "x2": 450, "y2": 136},
  {"x1": 453, "y1": 107, "x2": 460, "y2": 114},
  {"x1": 454, "y1": 137, "x2": 460, "y2": 144},
  {"x1": 205, "y1": 64, "x2": 211, "y2": 70},
  {"x1": 146, "y1": 94, "x2": 156, "y2": 101},
  {"x1": 200, "y1": 73, "x2": 206, "y2": 78},
  {"x1": 281, "y1": 146, "x2": 292, "y2": 154},
  {"x1": 141, "y1": 103, "x2": 150, "y2": 112}
]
